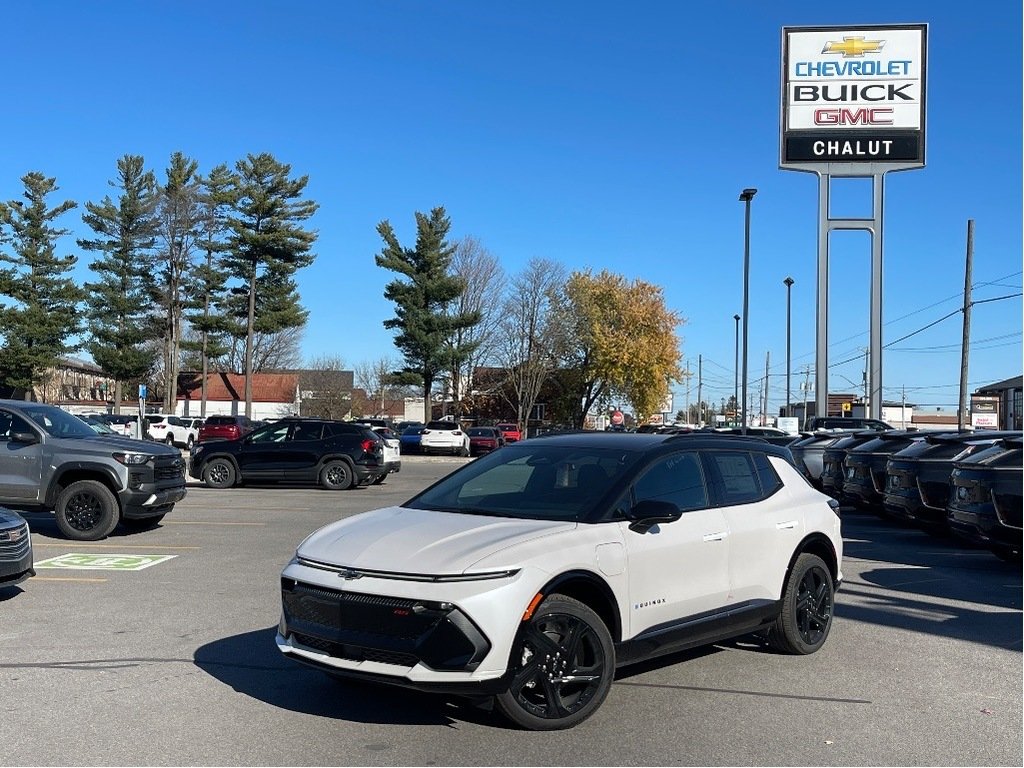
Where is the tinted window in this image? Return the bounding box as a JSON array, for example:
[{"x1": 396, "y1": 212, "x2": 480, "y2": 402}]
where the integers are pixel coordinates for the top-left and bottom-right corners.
[
  {"x1": 992, "y1": 449, "x2": 1022, "y2": 469},
  {"x1": 705, "y1": 451, "x2": 761, "y2": 505},
  {"x1": 754, "y1": 453, "x2": 783, "y2": 496},
  {"x1": 633, "y1": 452, "x2": 708, "y2": 512},
  {"x1": 292, "y1": 422, "x2": 324, "y2": 441},
  {"x1": 426, "y1": 421, "x2": 459, "y2": 431},
  {"x1": 205, "y1": 416, "x2": 236, "y2": 426},
  {"x1": 468, "y1": 428, "x2": 497, "y2": 437},
  {"x1": 249, "y1": 423, "x2": 290, "y2": 443},
  {"x1": 324, "y1": 422, "x2": 361, "y2": 437}
]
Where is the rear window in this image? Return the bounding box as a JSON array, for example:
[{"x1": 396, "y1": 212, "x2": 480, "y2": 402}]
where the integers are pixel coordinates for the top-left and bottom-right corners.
[
  {"x1": 324, "y1": 422, "x2": 362, "y2": 437},
  {"x1": 205, "y1": 416, "x2": 238, "y2": 426},
  {"x1": 426, "y1": 421, "x2": 459, "y2": 431},
  {"x1": 469, "y1": 428, "x2": 497, "y2": 437}
]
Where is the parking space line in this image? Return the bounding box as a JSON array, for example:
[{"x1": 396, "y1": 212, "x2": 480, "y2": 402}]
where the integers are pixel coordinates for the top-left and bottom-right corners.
[
  {"x1": 163, "y1": 521, "x2": 266, "y2": 526},
  {"x1": 32, "y1": 576, "x2": 109, "y2": 583},
  {"x1": 31, "y1": 543, "x2": 200, "y2": 550}
]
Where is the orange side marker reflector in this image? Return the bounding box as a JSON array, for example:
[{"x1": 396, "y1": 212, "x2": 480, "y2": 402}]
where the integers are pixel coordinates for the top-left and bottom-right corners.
[{"x1": 522, "y1": 593, "x2": 544, "y2": 621}]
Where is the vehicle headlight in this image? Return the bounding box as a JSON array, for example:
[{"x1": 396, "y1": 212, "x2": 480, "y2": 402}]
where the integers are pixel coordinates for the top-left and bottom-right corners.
[{"x1": 113, "y1": 451, "x2": 151, "y2": 466}]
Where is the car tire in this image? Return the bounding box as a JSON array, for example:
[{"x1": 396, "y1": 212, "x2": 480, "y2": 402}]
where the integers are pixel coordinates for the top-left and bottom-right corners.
[
  {"x1": 186, "y1": 435, "x2": 195, "y2": 451},
  {"x1": 202, "y1": 458, "x2": 236, "y2": 489},
  {"x1": 120, "y1": 514, "x2": 166, "y2": 531},
  {"x1": 371, "y1": 473, "x2": 387, "y2": 485},
  {"x1": 460, "y1": 443, "x2": 470, "y2": 458},
  {"x1": 320, "y1": 460, "x2": 354, "y2": 490},
  {"x1": 765, "y1": 553, "x2": 835, "y2": 655},
  {"x1": 54, "y1": 480, "x2": 120, "y2": 541},
  {"x1": 165, "y1": 435, "x2": 175, "y2": 446},
  {"x1": 495, "y1": 594, "x2": 614, "y2": 731}
]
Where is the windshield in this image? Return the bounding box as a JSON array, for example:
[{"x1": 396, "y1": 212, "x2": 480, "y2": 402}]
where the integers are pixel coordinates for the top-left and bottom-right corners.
[
  {"x1": 406, "y1": 443, "x2": 643, "y2": 522},
  {"x1": 23, "y1": 405, "x2": 98, "y2": 438}
]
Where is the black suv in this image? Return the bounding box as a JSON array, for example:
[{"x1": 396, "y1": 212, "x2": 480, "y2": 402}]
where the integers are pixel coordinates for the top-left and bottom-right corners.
[{"x1": 189, "y1": 418, "x2": 386, "y2": 490}]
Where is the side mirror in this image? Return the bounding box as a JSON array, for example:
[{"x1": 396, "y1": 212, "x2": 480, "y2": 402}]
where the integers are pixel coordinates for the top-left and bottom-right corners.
[
  {"x1": 627, "y1": 499, "x2": 682, "y2": 534},
  {"x1": 11, "y1": 431, "x2": 39, "y2": 445}
]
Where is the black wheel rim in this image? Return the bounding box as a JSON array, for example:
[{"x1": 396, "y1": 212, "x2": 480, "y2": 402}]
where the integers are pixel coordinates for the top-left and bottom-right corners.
[
  {"x1": 508, "y1": 612, "x2": 606, "y2": 721},
  {"x1": 209, "y1": 463, "x2": 229, "y2": 485},
  {"x1": 66, "y1": 492, "x2": 103, "y2": 531},
  {"x1": 326, "y1": 465, "x2": 347, "y2": 486},
  {"x1": 795, "y1": 567, "x2": 832, "y2": 646}
]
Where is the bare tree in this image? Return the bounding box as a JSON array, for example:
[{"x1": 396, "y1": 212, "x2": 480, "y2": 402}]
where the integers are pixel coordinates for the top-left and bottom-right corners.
[
  {"x1": 497, "y1": 258, "x2": 566, "y2": 432},
  {"x1": 354, "y1": 356, "x2": 409, "y2": 417},
  {"x1": 299, "y1": 354, "x2": 351, "y2": 419},
  {"x1": 221, "y1": 326, "x2": 304, "y2": 372},
  {"x1": 441, "y1": 236, "x2": 506, "y2": 418}
]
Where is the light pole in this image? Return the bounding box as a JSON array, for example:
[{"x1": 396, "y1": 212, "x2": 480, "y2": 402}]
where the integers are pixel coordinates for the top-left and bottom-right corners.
[
  {"x1": 784, "y1": 276, "x2": 794, "y2": 418},
  {"x1": 739, "y1": 187, "x2": 757, "y2": 433},
  {"x1": 733, "y1": 313, "x2": 740, "y2": 426}
]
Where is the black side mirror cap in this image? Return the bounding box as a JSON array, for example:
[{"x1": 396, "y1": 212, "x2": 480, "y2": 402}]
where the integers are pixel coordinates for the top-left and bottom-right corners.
[
  {"x1": 627, "y1": 499, "x2": 683, "y2": 533},
  {"x1": 11, "y1": 431, "x2": 39, "y2": 445}
]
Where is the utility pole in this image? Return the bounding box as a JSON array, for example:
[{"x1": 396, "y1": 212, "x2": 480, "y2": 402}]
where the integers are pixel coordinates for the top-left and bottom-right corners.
[
  {"x1": 862, "y1": 347, "x2": 869, "y2": 407},
  {"x1": 684, "y1": 359, "x2": 691, "y2": 426},
  {"x1": 958, "y1": 219, "x2": 974, "y2": 431},
  {"x1": 902, "y1": 384, "x2": 907, "y2": 429},
  {"x1": 697, "y1": 355, "x2": 703, "y2": 427},
  {"x1": 763, "y1": 351, "x2": 770, "y2": 426},
  {"x1": 802, "y1": 365, "x2": 812, "y2": 429}
]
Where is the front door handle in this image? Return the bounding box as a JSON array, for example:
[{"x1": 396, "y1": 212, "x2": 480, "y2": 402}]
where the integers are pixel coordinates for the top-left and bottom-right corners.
[
  {"x1": 702, "y1": 531, "x2": 728, "y2": 542},
  {"x1": 776, "y1": 520, "x2": 798, "y2": 530}
]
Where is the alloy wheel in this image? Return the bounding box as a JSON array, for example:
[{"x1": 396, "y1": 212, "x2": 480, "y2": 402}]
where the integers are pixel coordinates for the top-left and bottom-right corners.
[
  {"x1": 66, "y1": 492, "x2": 103, "y2": 532},
  {"x1": 794, "y1": 566, "x2": 832, "y2": 646},
  {"x1": 507, "y1": 612, "x2": 607, "y2": 721}
]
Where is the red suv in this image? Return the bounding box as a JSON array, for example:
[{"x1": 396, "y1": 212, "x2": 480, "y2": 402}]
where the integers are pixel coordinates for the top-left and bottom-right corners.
[
  {"x1": 495, "y1": 422, "x2": 522, "y2": 442},
  {"x1": 197, "y1": 415, "x2": 254, "y2": 443}
]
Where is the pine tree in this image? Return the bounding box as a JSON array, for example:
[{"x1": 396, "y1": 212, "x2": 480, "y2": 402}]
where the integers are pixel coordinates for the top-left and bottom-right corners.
[
  {"x1": 0, "y1": 172, "x2": 83, "y2": 400},
  {"x1": 224, "y1": 153, "x2": 317, "y2": 417},
  {"x1": 78, "y1": 155, "x2": 160, "y2": 413},
  {"x1": 184, "y1": 163, "x2": 235, "y2": 416},
  {"x1": 154, "y1": 152, "x2": 202, "y2": 412},
  {"x1": 375, "y1": 207, "x2": 480, "y2": 423}
]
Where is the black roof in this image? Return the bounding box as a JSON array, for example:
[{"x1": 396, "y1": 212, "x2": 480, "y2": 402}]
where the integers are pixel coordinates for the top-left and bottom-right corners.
[{"x1": 526, "y1": 430, "x2": 795, "y2": 461}]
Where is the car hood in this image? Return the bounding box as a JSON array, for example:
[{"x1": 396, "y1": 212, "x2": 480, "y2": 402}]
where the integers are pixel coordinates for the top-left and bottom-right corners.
[
  {"x1": 53, "y1": 435, "x2": 180, "y2": 456},
  {"x1": 297, "y1": 506, "x2": 576, "y2": 574}
]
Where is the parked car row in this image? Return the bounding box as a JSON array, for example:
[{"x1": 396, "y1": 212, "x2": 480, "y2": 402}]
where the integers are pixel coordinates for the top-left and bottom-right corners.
[{"x1": 790, "y1": 428, "x2": 1022, "y2": 561}]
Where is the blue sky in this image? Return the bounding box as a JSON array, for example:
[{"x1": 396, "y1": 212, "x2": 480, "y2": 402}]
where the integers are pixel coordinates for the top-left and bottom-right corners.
[{"x1": 1, "y1": 1, "x2": 1020, "y2": 416}]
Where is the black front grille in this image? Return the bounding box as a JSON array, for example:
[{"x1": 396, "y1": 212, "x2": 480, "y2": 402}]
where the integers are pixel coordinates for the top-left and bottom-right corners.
[
  {"x1": 155, "y1": 461, "x2": 185, "y2": 481},
  {"x1": 281, "y1": 579, "x2": 490, "y2": 672}
]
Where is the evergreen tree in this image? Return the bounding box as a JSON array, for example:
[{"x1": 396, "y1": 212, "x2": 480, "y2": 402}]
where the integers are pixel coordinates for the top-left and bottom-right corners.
[
  {"x1": 224, "y1": 153, "x2": 317, "y2": 417},
  {"x1": 375, "y1": 207, "x2": 480, "y2": 423},
  {"x1": 154, "y1": 151, "x2": 202, "y2": 411},
  {"x1": 184, "y1": 163, "x2": 235, "y2": 416},
  {"x1": 78, "y1": 155, "x2": 160, "y2": 412},
  {"x1": 0, "y1": 172, "x2": 83, "y2": 400}
]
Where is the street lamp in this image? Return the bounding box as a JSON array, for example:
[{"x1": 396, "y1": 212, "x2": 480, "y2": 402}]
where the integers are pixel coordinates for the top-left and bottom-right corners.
[
  {"x1": 738, "y1": 187, "x2": 757, "y2": 433},
  {"x1": 784, "y1": 276, "x2": 794, "y2": 419},
  {"x1": 733, "y1": 313, "x2": 740, "y2": 426}
]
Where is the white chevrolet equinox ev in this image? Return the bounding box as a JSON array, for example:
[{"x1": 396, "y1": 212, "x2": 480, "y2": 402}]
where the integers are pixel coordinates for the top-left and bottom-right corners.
[{"x1": 277, "y1": 432, "x2": 843, "y2": 730}]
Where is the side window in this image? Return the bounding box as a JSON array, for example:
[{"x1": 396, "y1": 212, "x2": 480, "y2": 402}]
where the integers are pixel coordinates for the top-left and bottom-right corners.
[
  {"x1": 705, "y1": 451, "x2": 762, "y2": 505},
  {"x1": 0, "y1": 413, "x2": 36, "y2": 441},
  {"x1": 753, "y1": 452, "x2": 783, "y2": 497},
  {"x1": 249, "y1": 423, "x2": 290, "y2": 443},
  {"x1": 291, "y1": 422, "x2": 323, "y2": 441},
  {"x1": 632, "y1": 452, "x2": 708, "y2": 512}
]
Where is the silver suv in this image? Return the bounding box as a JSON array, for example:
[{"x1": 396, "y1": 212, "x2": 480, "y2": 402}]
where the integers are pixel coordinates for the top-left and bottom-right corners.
[{"x1": 0, "y1": 401, "x2": 187, "y2": 540}]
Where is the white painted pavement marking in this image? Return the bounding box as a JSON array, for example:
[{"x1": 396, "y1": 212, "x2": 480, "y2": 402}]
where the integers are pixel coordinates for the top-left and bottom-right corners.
[{"x1": 34, "y1": 553, "x2": 178, "y2": 571}]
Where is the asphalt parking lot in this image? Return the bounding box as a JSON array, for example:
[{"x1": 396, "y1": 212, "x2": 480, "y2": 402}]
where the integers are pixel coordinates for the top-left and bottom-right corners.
[{"x1": 3, "y1": 455, "x2": 1021, "y2": 766}]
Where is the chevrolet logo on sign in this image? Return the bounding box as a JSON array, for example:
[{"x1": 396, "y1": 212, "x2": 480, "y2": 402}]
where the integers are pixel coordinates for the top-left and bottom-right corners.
[{"x1": 822, "y1": 37, "x2": 885, "y2": 57}]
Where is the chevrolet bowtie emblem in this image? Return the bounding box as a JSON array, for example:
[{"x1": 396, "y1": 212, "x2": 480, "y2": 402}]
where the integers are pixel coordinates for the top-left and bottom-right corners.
[
  {"x1": 337, "y1": 568, "x2": 363, "y2": 580},
  {"x1": 822, "y1": 37, "x2": 885, "y2": 57}
]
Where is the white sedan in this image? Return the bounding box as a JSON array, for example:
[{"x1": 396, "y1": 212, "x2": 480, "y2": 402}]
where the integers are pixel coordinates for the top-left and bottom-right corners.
[{"x1": 418, "y1": 420, "x2": 470, "y2": 456}]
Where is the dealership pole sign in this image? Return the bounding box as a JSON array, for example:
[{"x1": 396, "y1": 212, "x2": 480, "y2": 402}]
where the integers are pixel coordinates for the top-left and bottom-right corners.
[
  {"x1": 781, "y1": 24, "x2": 927, "y2": 171},
  {"x1": 779, "y1": 23, "x2": 926, "y2": 422}
]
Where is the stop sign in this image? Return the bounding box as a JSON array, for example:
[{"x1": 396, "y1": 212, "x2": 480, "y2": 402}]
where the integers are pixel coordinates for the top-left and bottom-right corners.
[{"x1": 610, "y1": 410, "x2": 624, "y2": 426}]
